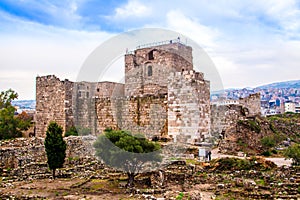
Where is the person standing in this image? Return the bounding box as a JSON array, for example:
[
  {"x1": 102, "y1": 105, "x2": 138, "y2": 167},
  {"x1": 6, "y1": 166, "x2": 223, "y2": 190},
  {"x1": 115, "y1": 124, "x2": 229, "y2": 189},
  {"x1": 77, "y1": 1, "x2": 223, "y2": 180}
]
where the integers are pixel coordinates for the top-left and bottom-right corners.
[{"x1": 207, "y1": 150, "x2": 212, "y2": 161}]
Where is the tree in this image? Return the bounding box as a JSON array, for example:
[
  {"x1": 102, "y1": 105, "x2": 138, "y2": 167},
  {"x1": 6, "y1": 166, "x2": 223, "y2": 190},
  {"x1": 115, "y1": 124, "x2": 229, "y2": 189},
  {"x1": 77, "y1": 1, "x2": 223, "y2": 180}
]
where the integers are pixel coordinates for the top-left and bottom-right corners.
[
  {"x1": 284, "y1": 144, "x2": 300, "y2": 166},
  {"x1": 0, "y1": 89, "x2": 31, "y2": 140},
  {"x1": 16, "y1": 111, "x2": 33, "y2": 131},
  {"x1": 94, "y1": 129, "x2": 161, "y2": 187},
  {"x1": 44, "y1": 122, "x2": 67, "y2": 179}
]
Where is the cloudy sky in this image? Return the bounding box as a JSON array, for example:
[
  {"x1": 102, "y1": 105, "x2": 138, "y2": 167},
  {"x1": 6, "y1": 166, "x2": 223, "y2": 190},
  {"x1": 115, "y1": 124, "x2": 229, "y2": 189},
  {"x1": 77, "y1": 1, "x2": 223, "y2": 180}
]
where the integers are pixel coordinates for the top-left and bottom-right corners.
[{"x1": 1, "y1": 0, "x2": 300, "y2": 99}]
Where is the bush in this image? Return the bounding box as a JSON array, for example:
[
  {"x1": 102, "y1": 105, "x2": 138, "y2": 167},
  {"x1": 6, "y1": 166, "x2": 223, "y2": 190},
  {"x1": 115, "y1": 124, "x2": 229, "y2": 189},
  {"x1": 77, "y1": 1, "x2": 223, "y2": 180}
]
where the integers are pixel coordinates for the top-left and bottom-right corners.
[
  {"x1": 212, "y1": 157, "x2": 251, "y2": 171},
  {"x1": 271, "y1": 149, "x2": 278, "y2": 154},
  {"x1": 238, "y1": 119, "x2": 261, "y2": 133},
  {"x1": 211, "y1": 157, "x2": 276, "y2": 171},
  {"x1": 284, "y1": 144, "x2": 300, "y2": 166},
  {"x1": 248, "y1": 120, "x2": 261, "y2": 133},
  {"x1": 261, "y1": 136, "x2": 276, "y2": 149},
  {"x1": 261, "y1": 151, "x2": 271, "y2": 157},
  {"x1": 65, "y1": 126, "x2": 78, "y2": 137}
]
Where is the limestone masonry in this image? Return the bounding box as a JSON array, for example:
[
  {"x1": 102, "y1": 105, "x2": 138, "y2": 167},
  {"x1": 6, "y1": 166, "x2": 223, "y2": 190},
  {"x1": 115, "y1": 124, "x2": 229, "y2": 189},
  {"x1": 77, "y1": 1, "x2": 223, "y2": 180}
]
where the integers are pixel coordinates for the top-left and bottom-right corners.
[{"x1": 35, "y1": 40, "x2": 260, "y2": 144}]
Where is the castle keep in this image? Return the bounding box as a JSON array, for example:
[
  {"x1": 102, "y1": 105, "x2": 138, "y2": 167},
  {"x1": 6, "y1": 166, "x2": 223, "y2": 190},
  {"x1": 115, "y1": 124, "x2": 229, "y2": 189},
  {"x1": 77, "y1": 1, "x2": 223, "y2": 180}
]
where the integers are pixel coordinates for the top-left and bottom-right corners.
[{"x1": 36, "y1": 40, "x2": 211, "y2": 144}]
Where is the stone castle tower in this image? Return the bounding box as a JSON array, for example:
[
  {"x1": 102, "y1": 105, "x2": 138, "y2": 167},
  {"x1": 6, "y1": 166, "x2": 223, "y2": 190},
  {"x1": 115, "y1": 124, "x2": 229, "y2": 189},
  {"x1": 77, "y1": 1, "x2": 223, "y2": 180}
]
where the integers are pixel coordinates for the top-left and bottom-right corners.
[{"x1": 35, "y1": 39, "x2": 210, "y2": 144}]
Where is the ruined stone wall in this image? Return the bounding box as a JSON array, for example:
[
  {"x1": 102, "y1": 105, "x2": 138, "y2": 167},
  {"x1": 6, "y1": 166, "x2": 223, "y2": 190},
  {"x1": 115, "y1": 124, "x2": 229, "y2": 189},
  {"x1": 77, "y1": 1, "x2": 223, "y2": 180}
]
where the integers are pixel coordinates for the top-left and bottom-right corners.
[
  {"x1": 125, "y1": 43, "x2": 193, "y2": 97},
  {"x1": 35, "y1": 42, "x2": 211, "y2": 142},
  {"x1": 96, "y1": 95, "x2": 168, "y2": 138},
  {"x1": 239, "y1": 93, "x2": 261, "y2": 116},
  {"x1": 36, "y1": 75, "x2": 125, "y2": 137},
  {"x1": 210, "y1": 93, "x2": 262, "y2": 137},
  {"x1": 168, "y1": 70, "x2": 210, "y2": 144},
  {"x1": 210, "y1": 104, "x2": 245, "y2": 137},
  {"x1": 35, "y1": 75, "x2": 73, "y2": 137},
  {"x1": 0, "y1": 136, "x2": 96, "y2": 170}
]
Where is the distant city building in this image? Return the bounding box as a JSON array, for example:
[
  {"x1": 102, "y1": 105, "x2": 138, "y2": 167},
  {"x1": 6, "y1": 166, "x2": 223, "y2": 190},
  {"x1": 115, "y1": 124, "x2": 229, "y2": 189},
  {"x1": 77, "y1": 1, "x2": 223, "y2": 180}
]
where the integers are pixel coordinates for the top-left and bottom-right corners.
[
  {"x1": 262, "y1": 108, "x2": 282, "y2": 116},
  {"x1": 295, "y1": 103, "x2": 300, "y2": 113},
  {"x1": 284, "y1": 102, "x2": 296, "y2": 113}
]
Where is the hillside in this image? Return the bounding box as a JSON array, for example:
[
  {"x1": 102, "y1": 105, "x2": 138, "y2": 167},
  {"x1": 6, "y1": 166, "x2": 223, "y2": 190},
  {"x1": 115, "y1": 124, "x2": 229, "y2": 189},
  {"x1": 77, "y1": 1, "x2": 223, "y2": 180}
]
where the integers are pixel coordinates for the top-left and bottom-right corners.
[
  {"x1": 219, "y1": 113, "x2": 300, "y2": 156},
  {"x1": 257, "y1": 80, "x2": 300, "y2": 89}
]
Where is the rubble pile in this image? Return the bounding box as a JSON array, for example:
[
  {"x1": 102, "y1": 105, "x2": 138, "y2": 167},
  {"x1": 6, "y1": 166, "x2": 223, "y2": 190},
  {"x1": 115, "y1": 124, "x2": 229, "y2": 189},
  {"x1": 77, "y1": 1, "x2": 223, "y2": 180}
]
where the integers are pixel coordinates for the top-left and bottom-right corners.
[{"x1": 132, "y1": 160, "x2": 299, "y2": 200}]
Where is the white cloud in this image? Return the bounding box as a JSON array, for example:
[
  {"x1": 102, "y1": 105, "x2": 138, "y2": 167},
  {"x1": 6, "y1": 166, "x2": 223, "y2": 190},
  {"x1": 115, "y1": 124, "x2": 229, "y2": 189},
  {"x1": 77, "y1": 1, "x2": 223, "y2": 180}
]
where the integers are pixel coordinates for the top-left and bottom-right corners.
[
  {"x1": 0, "y1": 14, "x2": 113, "y2": 99},
  {"x1": 113, "y1": 0, "x2": 151, "y2": 19},
  {"x1": 211, "y1": 38, "x2": 300, "y2": 89},
  {"x1": 258, "y1": 0, "x2": 300, "y2": 27},
  {"x1": 1, "y1": 0, "x2": 300, "y2": 98},
  {"x1": 166, "y1": 10, "x2": 220, "y2": 49}
]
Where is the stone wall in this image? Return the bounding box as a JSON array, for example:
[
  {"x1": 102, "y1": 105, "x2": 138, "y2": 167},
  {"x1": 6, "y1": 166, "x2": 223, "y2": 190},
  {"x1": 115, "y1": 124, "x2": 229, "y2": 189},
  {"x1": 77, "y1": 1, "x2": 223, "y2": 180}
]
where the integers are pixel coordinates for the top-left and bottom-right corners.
[
  {"x1": 168, "y1": 70, "x2": 210, "y2": 144},
  {"x1": 239, "y1": 93, "x2": 261, "y2": 116},
  {"x1": 210, "y1": 93, "x2": 262, "y2": 137},
  {"x1": 0, "y1": 136, "x2": 96, "y2": 171},
  {"x1": 35, "y1": 41, "x2": 211, "y2": 143},
  {"x1": 95, "y1": 97, "x2": 119, "y2": 133},
  {"x1": 72, "y1": 82, "x2": 98, "y2": 135},
  {"x1": 35, "y1": 75, "x2": 74, "y2": 137},
  {"x1": 210, "y1": 104, "x2": 245, "y2": 137},
  {"x1": 95, "y1": 82, "x2": 124, "y2": 98},
  {"x1": 124, "y1": 42, "x2": 193, "y2": 97},
  {"x1": 36, "y1": 75, "x2": 125, "y2": 136},
  {"x1": 96, "y1": 95, "x2": 168, "y2": 138}
]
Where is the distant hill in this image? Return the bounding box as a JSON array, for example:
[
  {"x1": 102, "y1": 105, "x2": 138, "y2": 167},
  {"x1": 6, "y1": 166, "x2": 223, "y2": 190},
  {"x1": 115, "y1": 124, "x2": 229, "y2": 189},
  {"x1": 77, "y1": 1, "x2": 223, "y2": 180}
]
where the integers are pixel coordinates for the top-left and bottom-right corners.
[
  {"x1": 257, "y1": 80, "x2": 300, "y2": 89},
  {"x1": 12, "y1": 100, "x2": 35, "y2": 110}
]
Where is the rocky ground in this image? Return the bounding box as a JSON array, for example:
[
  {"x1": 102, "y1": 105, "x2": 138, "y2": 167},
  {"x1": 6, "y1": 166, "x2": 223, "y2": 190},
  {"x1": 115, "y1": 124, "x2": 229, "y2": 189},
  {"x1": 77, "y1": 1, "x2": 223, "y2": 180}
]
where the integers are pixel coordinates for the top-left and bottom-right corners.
[
  {"x1": 218, "y1": 113, "x2": 300, "y2": 157},
  {"x1": 0, "y1": 135, "x2": 299, "y2": 200},
  {"x1": 1, "y1": 152, "x2": 299, "y2": 200}
]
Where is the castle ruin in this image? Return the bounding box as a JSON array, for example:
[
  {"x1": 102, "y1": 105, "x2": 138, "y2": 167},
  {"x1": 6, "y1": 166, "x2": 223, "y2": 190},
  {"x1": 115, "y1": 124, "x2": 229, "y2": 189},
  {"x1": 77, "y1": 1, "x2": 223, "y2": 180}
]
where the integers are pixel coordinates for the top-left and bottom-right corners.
[{"x1": 35, "y1": 39, "x2": 211, "y2": 144}]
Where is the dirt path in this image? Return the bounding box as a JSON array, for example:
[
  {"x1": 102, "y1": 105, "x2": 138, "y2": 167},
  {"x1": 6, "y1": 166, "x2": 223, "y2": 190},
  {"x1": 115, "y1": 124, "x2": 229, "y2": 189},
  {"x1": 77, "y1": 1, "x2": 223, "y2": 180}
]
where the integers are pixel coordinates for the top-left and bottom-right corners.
[{"x1": 211, "y1": 148, "x2": 293, "y2": 167}]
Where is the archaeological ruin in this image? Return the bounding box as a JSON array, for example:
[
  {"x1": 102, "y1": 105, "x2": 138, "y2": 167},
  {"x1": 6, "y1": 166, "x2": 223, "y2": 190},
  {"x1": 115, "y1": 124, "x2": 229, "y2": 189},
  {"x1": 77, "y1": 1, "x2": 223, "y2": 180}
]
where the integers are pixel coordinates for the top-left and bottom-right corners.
[
  {"x1": 35, "y1": 39, "x2": 261, "y2": 144},
  {"x1": 35, "y1": 40, "x2": 211, "y2": 144}
]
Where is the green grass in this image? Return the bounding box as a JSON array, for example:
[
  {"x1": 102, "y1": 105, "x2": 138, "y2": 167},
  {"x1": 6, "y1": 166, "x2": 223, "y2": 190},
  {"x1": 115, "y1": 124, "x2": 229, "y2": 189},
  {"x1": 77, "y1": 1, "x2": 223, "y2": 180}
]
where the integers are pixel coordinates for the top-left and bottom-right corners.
[
  {"x1": 255, "y1": 179, "x2": 266, "y2": 186},
  {"x1": 185, "y1": 159, "x2": 199, "y2": 165}
]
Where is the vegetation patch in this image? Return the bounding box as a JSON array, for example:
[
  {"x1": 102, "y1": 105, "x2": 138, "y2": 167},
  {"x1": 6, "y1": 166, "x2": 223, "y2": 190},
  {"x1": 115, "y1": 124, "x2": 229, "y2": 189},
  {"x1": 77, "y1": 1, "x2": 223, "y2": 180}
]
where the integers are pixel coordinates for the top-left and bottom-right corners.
[
  {"x1": 284, "y1": 144, "x2": 300, "y2": 166},
  {"x1": 210, "y1": 157, "x2": 276, "y2": 171},
  {"x1": 238, "y1": 119, "x2": 261, "y2": 133},
  {"x1": 64, "y1": 126, "x2": 78, "y2": 137}
]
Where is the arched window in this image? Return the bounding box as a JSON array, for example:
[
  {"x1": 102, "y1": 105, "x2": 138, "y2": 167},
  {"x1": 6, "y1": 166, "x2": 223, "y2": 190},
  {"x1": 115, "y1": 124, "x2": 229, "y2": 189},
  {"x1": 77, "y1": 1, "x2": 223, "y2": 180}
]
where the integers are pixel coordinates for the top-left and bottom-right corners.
[{"x1": 148, "y1": 65, "x2": 152, "y2": 76}]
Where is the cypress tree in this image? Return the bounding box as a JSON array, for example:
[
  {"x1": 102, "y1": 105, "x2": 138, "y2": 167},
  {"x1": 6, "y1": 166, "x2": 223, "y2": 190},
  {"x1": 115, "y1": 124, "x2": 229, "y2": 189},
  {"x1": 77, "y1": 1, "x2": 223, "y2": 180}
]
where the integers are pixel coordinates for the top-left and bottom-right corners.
[{"x1": 44, "y1": 122, "x2": 66, "y2": 179}]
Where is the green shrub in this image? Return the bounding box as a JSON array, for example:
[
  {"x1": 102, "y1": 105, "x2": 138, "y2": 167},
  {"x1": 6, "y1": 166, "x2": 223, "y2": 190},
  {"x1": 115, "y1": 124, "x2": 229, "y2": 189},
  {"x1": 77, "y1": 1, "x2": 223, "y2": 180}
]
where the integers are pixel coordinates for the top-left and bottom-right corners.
[
  {"x1": 284, "y1": 144, "x2": 300, "y2": 165},
  {"x1": 269, "y1": 123, "x2": 278, "y2": 133},
  {"x1": 261, "y1": 136, "x2": 276, "y2": 149},
  {"x1": 44, "y1": 122, "x2": 66, "y2": 179},
  {"x1": 212, "y1": 157, "x2": 276, "y2": 171},
  {"x1": 176, "y1": 192, "x2": 184, "y2": 200},
  {"x1": 248, "y1": 120, "x2": 261, "y2": 133},
  {"x1": 271, "y1": 149, "x2": 278, "y2": 154},
  {"x1": 261, "y1": 151, "x2": 271, "y2": 157},
  {"x1": 212, "y1": 157, "x2": 251, "y2": 171},
  {"x1": 65, "y1": 126, "x2": 78, "y2": 137},
  {"x1": 238, "y1": 119, "x2": 261, "y2": 133}
]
